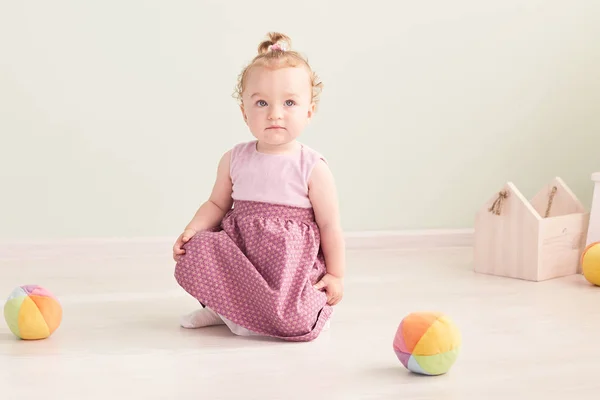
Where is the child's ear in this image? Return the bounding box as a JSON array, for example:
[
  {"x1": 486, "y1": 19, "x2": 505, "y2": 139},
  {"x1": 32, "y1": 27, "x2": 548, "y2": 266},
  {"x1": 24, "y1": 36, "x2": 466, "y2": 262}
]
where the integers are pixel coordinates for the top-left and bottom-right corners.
[
  {"x1": 307, "y1": 102, "x2": 316, "y2": 122},
  {"x1": 240, "y1": 104, "x2": 248, "y2": 124}
]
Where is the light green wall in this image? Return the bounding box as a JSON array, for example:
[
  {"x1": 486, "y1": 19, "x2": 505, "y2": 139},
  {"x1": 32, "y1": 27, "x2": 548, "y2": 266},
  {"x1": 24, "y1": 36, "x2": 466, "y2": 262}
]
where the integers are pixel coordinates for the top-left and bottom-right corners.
[{"x1": 1, "y1": 1, "x2": 599, "y2": 239}]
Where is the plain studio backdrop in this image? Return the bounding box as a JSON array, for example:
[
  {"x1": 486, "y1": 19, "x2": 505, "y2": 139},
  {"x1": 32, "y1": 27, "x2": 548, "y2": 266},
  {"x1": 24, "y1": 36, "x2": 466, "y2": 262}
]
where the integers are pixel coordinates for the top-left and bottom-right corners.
[{"x1": 1, "y1": 0, "x2": 599, "y2": 240}]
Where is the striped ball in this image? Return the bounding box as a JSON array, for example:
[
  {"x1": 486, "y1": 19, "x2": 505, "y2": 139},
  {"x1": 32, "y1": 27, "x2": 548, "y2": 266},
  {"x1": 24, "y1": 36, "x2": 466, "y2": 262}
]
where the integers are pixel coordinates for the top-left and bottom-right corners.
[
  {"x1": 393, "y1": 311, "x2": 461, "y2": 375},
  {"x1": 4, "y1": 285, "x2": 62, "y2": 340}
]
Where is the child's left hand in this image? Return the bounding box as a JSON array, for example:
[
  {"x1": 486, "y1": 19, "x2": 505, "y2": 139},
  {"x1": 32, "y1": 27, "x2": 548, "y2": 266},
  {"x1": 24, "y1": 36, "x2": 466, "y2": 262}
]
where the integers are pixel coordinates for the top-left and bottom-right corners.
[{"x1": 314, "y1": 273, "x2": 344, "y2": 306}]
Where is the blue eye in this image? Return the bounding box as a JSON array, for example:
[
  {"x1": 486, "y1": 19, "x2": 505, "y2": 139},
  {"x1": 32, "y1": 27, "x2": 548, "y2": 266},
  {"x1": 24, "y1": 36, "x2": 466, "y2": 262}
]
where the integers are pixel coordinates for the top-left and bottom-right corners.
[
  {"x1": 257, "y1": 100, "x2": 267, "y2": 107},
  {"x1": 285, "y1": 100, "x2": 295, "y2": 106}
]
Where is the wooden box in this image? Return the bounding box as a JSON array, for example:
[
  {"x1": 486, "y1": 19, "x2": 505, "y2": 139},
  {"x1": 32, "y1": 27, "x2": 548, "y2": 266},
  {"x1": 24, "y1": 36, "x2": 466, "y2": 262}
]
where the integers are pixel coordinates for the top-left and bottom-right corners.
[{"x1": 474, "y1": 177, "x2": 589, "y2": 281}]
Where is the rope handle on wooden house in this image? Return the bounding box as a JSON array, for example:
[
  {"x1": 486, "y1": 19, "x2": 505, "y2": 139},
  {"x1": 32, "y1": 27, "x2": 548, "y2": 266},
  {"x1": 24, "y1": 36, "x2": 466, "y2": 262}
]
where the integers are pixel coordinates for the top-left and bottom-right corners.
[
  {"x1": 488, "y1": 191, "x2": 508, "y2": 215},
  {"x1": 544, "y1": 186, "x2": 557, "y2": 218},
  {"x1": 488, "y1": 186, "x2": 557, "y2": 217}
]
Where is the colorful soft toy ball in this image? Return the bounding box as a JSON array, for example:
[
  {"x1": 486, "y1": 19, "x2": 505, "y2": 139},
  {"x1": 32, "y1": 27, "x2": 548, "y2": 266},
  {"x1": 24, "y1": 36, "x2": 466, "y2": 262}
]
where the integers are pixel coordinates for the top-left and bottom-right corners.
[
  {"x1": 3, "y1": 285, "x2": 62, "y2": 340},
  {"x1": 393, "y1": 311, "x2": 461, "y2": 375},
  {"x1": 582, "y1": 242, "x2": 600, "y2": 286}
]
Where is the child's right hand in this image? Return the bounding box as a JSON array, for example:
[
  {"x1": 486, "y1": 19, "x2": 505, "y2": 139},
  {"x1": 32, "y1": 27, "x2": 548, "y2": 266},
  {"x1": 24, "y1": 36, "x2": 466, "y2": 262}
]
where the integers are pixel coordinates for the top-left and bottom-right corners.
[{"x1": 172, "y1": 228, "x2": 197, "y2": 262}]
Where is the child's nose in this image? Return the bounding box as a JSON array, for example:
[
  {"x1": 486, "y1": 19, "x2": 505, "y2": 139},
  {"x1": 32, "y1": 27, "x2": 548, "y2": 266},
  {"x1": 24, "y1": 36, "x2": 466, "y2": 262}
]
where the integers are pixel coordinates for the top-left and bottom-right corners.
[{"x1": 268, "y1": 105, "x2": 283, "y2": 120}]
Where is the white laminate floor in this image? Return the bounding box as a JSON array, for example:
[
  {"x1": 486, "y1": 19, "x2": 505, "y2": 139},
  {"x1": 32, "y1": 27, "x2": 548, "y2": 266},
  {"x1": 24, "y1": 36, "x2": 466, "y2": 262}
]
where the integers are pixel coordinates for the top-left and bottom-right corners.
[{"x1": 1, "y1": 245, "x2": 600, "y2": 399}]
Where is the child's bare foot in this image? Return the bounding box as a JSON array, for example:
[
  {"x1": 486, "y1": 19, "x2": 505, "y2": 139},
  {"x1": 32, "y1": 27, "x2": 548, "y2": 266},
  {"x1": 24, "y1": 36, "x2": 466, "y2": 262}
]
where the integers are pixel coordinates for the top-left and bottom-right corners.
[{"x1": 179, "y1": 307, "x2": 225, "y2": 329}]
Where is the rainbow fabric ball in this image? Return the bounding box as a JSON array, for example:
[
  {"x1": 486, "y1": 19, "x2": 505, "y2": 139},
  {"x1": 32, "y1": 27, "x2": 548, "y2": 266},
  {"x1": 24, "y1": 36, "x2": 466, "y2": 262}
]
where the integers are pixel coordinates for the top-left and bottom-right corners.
[
  {"x1": 393, "y1": 311, "x2": 461, "y2": 375},
  {"x1": 3, "y1": 285, "x2": 62, "y2": 340},
  {"x1": 582, "y1": 242, "x2": 600, "y2": 286}
]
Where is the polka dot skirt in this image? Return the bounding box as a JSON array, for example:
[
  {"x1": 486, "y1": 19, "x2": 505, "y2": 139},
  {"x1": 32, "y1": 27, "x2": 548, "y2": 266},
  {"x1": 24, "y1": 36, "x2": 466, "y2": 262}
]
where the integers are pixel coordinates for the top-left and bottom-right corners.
[{"x1": 174, "y1": 201, "x2": 333, "y2": 342}]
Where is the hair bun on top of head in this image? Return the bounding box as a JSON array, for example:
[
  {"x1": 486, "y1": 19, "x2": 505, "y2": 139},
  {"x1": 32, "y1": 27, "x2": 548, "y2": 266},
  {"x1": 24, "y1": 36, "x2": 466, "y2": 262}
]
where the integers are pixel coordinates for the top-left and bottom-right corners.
[
  {"x1": 257, "y1": 32, "x2": 291, "y2": 55},
  {"x1": 234, "y1": 32, "x2": 323, "y2": 107}
]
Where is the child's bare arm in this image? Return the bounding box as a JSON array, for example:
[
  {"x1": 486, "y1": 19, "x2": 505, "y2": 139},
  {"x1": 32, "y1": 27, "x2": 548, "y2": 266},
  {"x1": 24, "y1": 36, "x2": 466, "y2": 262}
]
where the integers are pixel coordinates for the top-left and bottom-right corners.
[
  {"x1": 173, "y1": 151, "x2": 233, "y2": 261},
  {"x1": 308, "y1": 159, "x2": 345, "y2": 305},
  {"x1": 185, "y1": 151, "x2": 233, "y2": 232}
]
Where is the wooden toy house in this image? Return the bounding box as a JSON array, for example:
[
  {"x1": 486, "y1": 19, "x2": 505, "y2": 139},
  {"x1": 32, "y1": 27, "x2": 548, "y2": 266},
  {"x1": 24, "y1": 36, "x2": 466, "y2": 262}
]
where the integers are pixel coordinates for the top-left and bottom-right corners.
[{"x1": 474, "y1": 177, "x2": 589, "y2": 281}]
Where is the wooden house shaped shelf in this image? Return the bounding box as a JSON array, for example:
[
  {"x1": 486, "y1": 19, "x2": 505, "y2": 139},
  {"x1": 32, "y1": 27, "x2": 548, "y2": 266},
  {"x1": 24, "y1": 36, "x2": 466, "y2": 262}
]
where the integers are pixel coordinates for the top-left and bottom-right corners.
[{"x1": 474, "y1": 177, "x2": 589, "y2": 281}]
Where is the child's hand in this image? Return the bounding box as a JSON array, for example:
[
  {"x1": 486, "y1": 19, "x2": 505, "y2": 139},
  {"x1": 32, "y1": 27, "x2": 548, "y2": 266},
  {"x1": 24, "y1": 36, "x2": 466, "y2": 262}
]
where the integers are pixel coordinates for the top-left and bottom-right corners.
[
  {"x1": 313, "y1": 273, "x2": 344, "y2": 306},
  {"x1": 173, "y1": 228, "x2": 197, "y2": 262}
]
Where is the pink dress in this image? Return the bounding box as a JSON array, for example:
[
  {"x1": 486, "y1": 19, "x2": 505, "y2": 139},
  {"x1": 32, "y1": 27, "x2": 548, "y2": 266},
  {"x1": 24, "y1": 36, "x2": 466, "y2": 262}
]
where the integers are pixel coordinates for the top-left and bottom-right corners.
[{"x1": 174, "y1": 140, "x2": 333, "y2": 342}]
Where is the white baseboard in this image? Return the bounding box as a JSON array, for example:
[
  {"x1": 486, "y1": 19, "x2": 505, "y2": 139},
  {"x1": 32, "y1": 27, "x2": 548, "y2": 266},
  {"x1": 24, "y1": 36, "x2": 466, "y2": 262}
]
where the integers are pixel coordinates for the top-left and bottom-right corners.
[
  {"x1": 343, "y1": 229, "x2": 474, "y2": 250},
  {"x1": 0, "y1": 229, "x2": 474, "y2": 261},
  {"x1": 0, "y1": 237, "x2": 173, "y2": 261}
]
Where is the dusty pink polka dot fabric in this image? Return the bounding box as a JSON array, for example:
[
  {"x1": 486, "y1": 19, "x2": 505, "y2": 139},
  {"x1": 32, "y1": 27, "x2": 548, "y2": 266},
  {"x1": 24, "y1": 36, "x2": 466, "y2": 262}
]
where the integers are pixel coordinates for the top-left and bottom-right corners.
[{"x1": 174, "y1": 200, "x2": 333, "y2": 342}]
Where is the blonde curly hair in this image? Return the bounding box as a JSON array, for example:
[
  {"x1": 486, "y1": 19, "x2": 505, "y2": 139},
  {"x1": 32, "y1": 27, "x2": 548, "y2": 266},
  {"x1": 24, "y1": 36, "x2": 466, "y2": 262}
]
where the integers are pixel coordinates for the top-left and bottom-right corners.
[{"x1": 233, "y1": 32, "x2": 323, "y2": 108}]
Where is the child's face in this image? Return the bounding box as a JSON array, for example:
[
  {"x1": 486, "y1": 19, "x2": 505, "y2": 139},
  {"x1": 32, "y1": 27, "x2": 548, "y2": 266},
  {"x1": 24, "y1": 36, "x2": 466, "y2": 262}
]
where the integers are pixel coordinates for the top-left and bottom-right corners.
[{"x1": 241, "y1": 66, "x2": 315, "y2": 147}]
